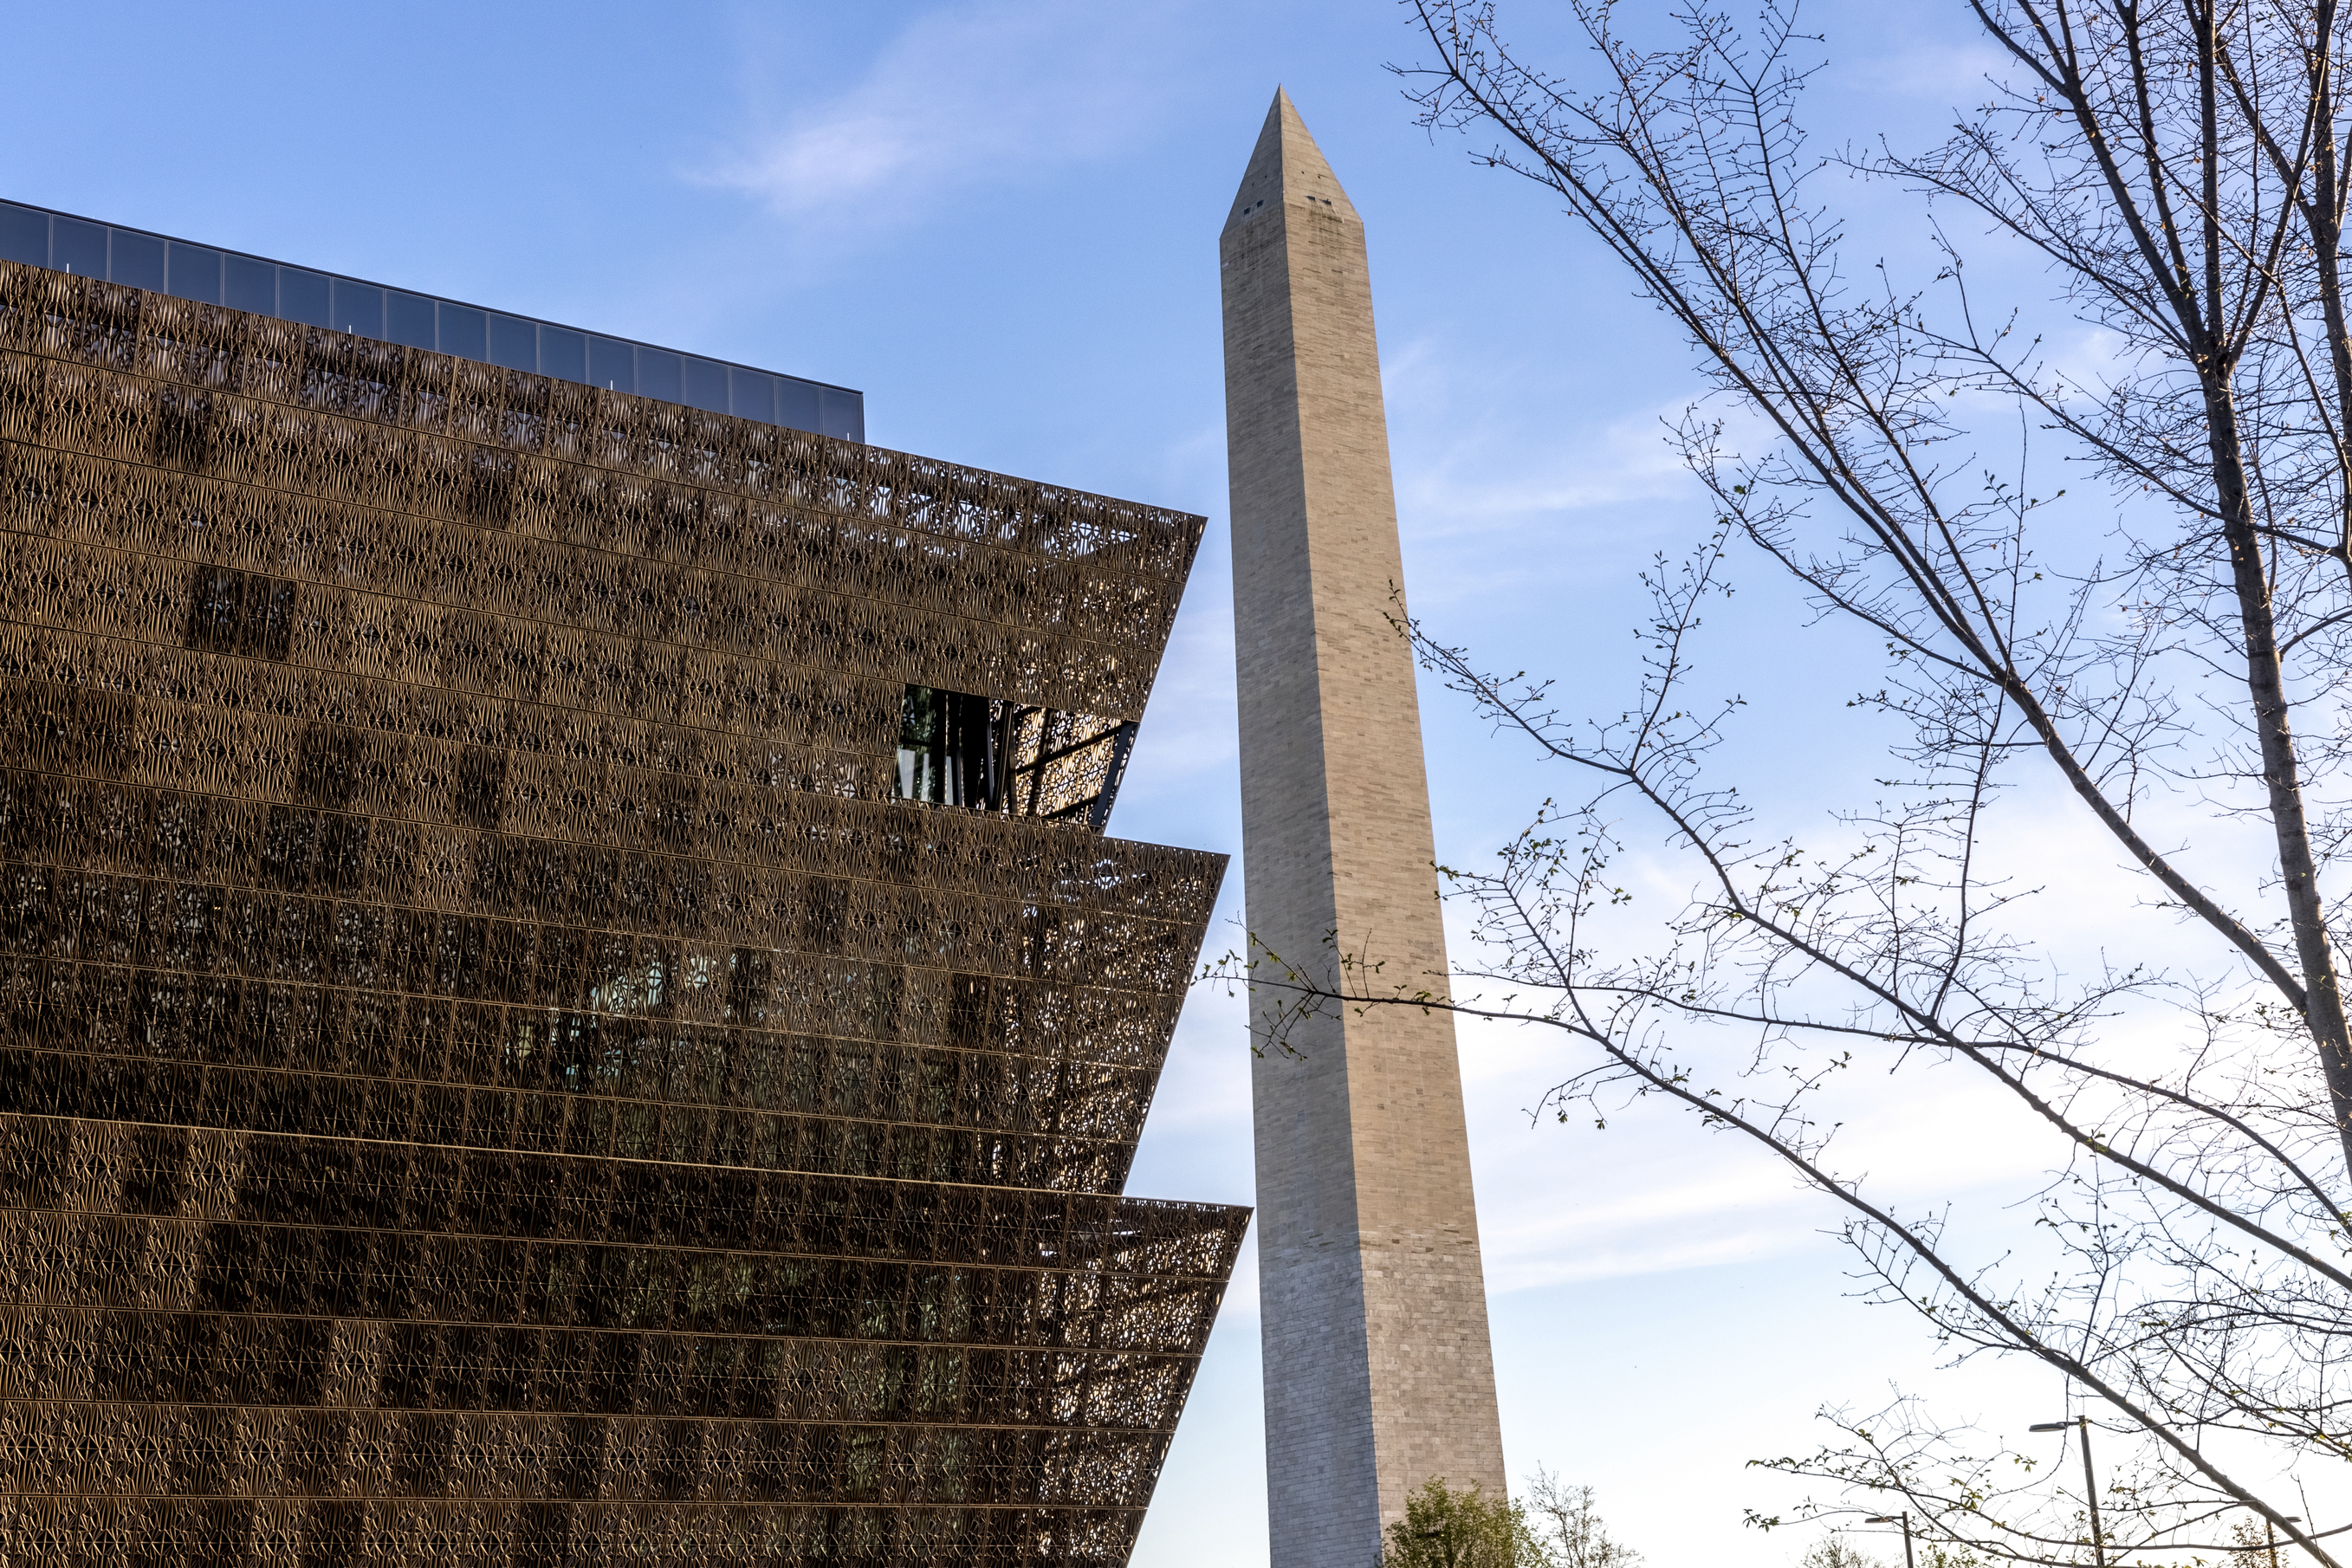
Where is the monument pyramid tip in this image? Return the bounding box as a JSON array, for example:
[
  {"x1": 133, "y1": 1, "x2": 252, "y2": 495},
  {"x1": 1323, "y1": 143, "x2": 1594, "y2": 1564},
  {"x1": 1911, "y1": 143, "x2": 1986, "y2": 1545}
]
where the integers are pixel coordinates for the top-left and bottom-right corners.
[{"x1": 1223, "y1": 87, "x2": 1357, "y2": 234}]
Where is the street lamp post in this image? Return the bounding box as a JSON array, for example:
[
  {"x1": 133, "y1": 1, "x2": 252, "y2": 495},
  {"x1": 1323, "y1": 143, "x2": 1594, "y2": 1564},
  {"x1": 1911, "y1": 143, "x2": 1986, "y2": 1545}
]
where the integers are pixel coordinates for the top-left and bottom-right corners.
[
  {"x1": 2031, "y1": 1416, "x2": 2103, "y2": 1568},
  {"x1": 1864, "y1": 1513, "x2": 1916, "y2": 1568}
]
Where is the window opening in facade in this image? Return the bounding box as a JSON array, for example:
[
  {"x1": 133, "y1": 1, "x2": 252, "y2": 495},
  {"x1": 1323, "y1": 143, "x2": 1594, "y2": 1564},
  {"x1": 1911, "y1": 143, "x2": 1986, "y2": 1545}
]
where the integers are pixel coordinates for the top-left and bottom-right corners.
[
  {"x1": 894, "y1": 684, "x2": 1140, "y2": 831},
  {"x1": 897, "y1": 685, "x2": 1001, "y2": 809}
]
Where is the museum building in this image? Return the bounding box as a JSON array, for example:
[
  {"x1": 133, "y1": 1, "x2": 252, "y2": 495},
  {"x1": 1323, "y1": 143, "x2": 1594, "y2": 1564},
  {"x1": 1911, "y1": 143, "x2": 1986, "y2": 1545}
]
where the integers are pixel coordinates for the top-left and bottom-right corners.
[{"x1": 0, "y1": 200, "x2": 1241, "y2": 1565}]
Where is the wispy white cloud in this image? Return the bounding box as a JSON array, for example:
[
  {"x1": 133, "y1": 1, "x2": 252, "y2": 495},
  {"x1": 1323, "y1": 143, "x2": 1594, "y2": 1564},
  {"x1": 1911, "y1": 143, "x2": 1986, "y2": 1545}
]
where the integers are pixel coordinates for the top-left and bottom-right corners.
[
  {"x1": 697, "y1": 3, "x2": 1196, "y2": 229},
  {"x1": 1840, "y1": 36, "x2": 2020, "y2": 103},
  {"x1": 1455, "y1": 1004, "x2": 2067, "y2": 1293},
  {"x1": 1382, "y1": 333, "x2": 1769, "y2": 550},
  {"x1": 1435, "y1": 757, "x2": 2281, "y2": 1299}
]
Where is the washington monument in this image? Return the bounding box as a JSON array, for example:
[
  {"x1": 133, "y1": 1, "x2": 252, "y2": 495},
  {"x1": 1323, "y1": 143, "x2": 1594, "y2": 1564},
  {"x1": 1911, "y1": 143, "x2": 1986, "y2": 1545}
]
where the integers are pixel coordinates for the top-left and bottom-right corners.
[{"x1": 1221, "y1": 89, "x2": 1508, "y2": 1565}]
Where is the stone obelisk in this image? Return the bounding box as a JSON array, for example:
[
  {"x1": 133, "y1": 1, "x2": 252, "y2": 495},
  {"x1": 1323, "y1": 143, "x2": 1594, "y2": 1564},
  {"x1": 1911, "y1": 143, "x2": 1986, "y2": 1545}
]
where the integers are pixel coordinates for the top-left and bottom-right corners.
[{"x1": 1221, "y1": 90, "x2": 1507, "y2": 1566}]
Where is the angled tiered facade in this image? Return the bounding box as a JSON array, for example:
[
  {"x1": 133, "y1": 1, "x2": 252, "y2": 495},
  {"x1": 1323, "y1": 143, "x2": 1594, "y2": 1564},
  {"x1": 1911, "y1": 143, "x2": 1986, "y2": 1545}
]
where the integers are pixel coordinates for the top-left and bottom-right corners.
[{"x1": 0, "y1": 207, "x2": 1240, "y2": 1566}]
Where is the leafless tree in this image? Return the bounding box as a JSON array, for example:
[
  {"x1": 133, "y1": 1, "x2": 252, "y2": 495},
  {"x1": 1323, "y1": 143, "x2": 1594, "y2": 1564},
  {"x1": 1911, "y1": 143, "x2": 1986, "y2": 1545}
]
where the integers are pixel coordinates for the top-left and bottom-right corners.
[
  {"x1": 1523, "y1": 1470, "x2": 1644, "y2": 1568},
  {"x1": 1217, "y1": 1, "x2": 2352, "y2": 1562},
  {"x1": 1804, "y1": 1537, "x2": 1893, "y2": 1568}
]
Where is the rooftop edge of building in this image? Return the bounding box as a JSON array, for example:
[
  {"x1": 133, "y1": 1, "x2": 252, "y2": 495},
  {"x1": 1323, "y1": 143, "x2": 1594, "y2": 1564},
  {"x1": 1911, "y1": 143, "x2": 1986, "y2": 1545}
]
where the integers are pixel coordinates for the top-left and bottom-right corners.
[{"x1": 0, "y1": 198, "x2": 865, "y2": 445}]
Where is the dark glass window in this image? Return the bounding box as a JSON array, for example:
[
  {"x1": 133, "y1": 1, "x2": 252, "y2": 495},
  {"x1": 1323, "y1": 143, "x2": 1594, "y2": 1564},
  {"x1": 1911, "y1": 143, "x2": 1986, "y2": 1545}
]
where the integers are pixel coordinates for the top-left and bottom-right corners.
[
  {"x1": 730, "y1": 371, "x2": 775, "y2": 424},
  {"x1": 820, "y1": 387, "x2": 863, "y2": 444},
  {"x1": 52, "y1": 218, "x2": 107, "y2": 278},
  {"x1": 896, "y1": 686, "x2": 1005, "y2": 809},
  {"x1": 0, "y1": 204, "x2": 47, "y2": 267},
  {"x1": 638, "y1": 350, "x2": 681, "y2": 404},
  {"x1": 386, "y1": 292, "x2": 435, "y2": 349},
  {"x1": 224, "y1": 256, "x2": 275, "y2": 315},
  {"x1": 583, "y1": 338, "x2": 630, "y2": 392},
  {"x1": 588, "y1": 337, "x2": 634, "y2": 393},
  {"x1": 110, "y1": 230, "x2": 165, "y2": 291},
  {"x1": 540, "y1": 327, "x2": 586, "y2": 384},
  {"x1": 488, "y1": 314, "x2": 536, "y2": 371},
  {"x1": 331, "y1": 279, "x2": 384, "y2": 338},
  {"x1": 682, "y1": 357, "x2": 728, "y2": 413},
  {"x1": 279, "y1": 269, "x2": 330, "y2": 327},
  {"x1": 438, "y1": 304, "x2": 486, "y2": 361},
  {"x1": 166, "y1": 243, "x2": 221, "y2": 303},
  {"x1": 776, "y1": 379, "x2": 820, "y2": 436}
]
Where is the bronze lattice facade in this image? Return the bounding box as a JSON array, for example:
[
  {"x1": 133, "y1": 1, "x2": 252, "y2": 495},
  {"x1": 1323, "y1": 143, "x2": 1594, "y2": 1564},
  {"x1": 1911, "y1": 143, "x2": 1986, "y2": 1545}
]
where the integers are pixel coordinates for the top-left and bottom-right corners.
[{"x1": 0, "y1": 254, "x2": 1242, "y2": 1565}]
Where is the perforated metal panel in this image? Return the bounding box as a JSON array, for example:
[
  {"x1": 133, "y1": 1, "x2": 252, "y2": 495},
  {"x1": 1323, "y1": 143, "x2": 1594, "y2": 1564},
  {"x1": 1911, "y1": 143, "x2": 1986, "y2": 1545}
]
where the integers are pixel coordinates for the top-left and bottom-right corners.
[{"x1": 0, "y1": 260, "x2": 1241, "y2": 1565}]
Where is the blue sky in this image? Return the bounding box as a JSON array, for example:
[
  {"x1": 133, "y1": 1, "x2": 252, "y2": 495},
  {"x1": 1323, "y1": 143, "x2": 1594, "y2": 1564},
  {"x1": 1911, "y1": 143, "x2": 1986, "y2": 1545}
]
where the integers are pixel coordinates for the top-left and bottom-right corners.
[{"x1": 0, "y1": 3, "x2": 2147, "y2": 1562}]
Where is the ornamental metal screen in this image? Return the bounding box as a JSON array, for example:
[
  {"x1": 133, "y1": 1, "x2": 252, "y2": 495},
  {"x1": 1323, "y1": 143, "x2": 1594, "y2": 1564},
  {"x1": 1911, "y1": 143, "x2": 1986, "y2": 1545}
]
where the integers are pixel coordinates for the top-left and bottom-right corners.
[{"x1": 0, "y1": 259, "x2": 1243, "y2": 1566}]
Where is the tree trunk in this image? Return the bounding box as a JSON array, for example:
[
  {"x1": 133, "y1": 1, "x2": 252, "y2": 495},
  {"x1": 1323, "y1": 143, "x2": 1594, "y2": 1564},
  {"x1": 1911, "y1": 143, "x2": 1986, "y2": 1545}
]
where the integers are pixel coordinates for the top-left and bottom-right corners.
[{"x1": 2206, "y1": 382, "x2": 2352, "y2": 1176}]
